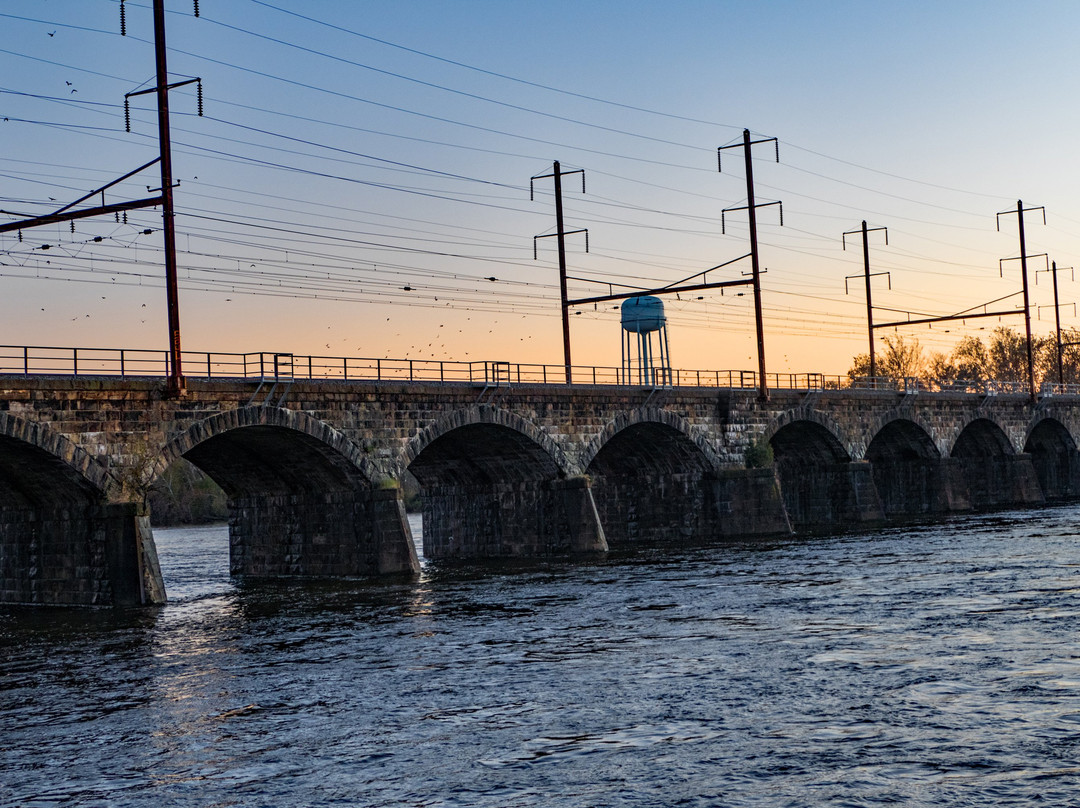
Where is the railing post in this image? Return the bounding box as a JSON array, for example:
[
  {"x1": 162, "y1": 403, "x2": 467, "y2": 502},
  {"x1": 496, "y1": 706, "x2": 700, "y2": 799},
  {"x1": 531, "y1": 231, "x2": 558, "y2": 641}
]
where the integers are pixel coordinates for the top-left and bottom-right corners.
[
  {"x1": 207, "y1": 352, "x2": 212, "y2": 379},
  {"x1": 120, "y1": 350, "x2": 126, "y2": 378},
  {"x1": 259, "y1": 353, "x2": 265, "y2": 378},
  {"x1": 409, "y1": 359, "x2": 414, "y2": 381},
  {"x1": 343, "y1": 357, "x2": 348, "y2": 380},
  {"x1": 23, "y1": 346, "x2": 29, "y2": 375},
  {"x1": 73, "y1": 348, "x2": 78, "y2": 376},
  {"x1": 377, "y1": 358, "x2": 381, "y2": 381},
  {"x1": 440, "y1": 361, "x2": 444, "y2": 383}
]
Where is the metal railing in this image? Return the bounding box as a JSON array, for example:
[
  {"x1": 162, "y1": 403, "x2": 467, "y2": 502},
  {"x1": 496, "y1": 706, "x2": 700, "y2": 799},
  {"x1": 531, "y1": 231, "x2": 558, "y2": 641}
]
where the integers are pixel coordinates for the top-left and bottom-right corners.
[{"x1": 2, "y1": 345, "x2": 1073, "y2": 396}]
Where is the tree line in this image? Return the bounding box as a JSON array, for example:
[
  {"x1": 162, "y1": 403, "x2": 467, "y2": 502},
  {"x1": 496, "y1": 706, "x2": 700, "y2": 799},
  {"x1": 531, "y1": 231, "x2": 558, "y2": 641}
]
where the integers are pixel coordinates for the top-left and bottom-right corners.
[
  {"x1": 848, "y1": 326, "x2": 1080, "y2": 388},
  {"x1": 148, "y1": 459, "x2": 227, "y2": 526}
]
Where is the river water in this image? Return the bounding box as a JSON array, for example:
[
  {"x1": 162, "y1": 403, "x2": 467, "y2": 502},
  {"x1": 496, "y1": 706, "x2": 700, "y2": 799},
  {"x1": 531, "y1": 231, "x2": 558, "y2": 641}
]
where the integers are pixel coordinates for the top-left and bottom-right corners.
[{"x1": 4, "y1": 508, "x2": 1080, "y2": 806}]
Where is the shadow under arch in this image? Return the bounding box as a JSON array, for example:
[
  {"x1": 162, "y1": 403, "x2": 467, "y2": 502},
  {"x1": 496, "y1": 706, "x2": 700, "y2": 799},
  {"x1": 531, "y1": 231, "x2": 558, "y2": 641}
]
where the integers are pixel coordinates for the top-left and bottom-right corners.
[
  {"x1": 400, "y1": 404, "x2": 571, "y2": 478},
  {"x1": 1023, "y1": 415, "x2": 1080, "y2": 501},
  {"x1": 155, "y1": 406, "x2": 417, "y2": 579},
  {"x1": 865, "y1": 416, "x2": 967, "y2": 517},
  {"x1": 403, "y1": 405, "x2": 602, "y2": 559},
  {"x1": 0, "y1": 412, "x2": 117, "y2": 504},
  {"x1": 763, "y1": 408, "x2": 854, "y2": 462},
  {"x1": 154, "y1": 405, "x2": 381, "y2": 490},
  {"x1": 583, "y1": 409, "x2": 722, "y2": 546},
  {"x1": 951, "y1": 417, "x2": 1043, "y2": 510},
  {"x1": 0, "y1": 413, "x2": 157, "y2": 605},
  {"x1": 767, "y1": 415, "x2": 883, "y2": 531},
  {"x1": 579, "y1": 407, "x2": 719, "y2": 474}
]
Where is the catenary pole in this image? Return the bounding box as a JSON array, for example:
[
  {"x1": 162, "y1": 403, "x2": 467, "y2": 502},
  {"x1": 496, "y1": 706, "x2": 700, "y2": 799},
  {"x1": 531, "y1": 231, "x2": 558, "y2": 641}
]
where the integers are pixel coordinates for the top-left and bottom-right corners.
[{"x1": 153, "y1": 0, "x2": 185, "y2": 396}]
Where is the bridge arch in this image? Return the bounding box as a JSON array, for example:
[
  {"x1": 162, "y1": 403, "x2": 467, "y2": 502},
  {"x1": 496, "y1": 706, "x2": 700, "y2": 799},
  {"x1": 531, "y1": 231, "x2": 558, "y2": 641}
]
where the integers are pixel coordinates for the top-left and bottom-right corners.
[
  {"x1": 582, "y1": 409, "x2": 719, "y2": 546},
  {"x1": 155, "y1": 405, "x2": 380, "y2": 490},
  {"x1": 400, "y1": 404, "x2": 570, "y2": 478},
  {"x1": 864, "y1": 416, "x2": 956, "y2": 517},
  {"x1": 580, "y1": 407, "x2": 718, "y2": 475},
  {"x1": 764, "y1": 408, "x2": 853, "y2": 463},
  {"x1": 1024, "y1": 415, "x2": 1080, "y2": 501},
  {"x1": 766, "y1": 412, "x2": 852, "y2": 466},
  {"x1": 0, "y1": 412, "x2": 117, "y2": 504},
  {"x1": 403, "y1": 405, "x2": 597, "y2": 558},
  {"x1": 952, "y1": 416, "x2": 1016, "y2": 458},
  {"x1": 765, "y1": 412, "x2": 883, "y2": 530},
  {"x1": 864, "y1": 409, "x2": 942, "y2": 460},
  {"x1": 951, "y1": 417, "x2": 1042, "y2": 509},
  {"x1": 0, "y1": 413, "x2": 157, "y2": 605},
  {"x1": 155, "y1": 406, "x2": 416, "y2": 579}
]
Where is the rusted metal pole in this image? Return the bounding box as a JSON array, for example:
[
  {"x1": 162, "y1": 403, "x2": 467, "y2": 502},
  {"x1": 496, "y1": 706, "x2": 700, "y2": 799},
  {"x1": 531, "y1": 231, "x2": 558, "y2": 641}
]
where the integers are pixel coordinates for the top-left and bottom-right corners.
[
  {"x1": 154, "y1": 0, "x2": 184, "y2": 396},
  {"x1": 552, "y1": 161, "x2": 572, "y2": 384},
  {"x1": 742, "y1": 129, "x2": 769, "y2": 401}
]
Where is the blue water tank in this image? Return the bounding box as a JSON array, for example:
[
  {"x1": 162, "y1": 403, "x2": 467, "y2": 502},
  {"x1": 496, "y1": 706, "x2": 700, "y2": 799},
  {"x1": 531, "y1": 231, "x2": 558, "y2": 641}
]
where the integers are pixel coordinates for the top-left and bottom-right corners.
[{"x1": 621, "y1": 296, "x2": 666, "y2": 333}]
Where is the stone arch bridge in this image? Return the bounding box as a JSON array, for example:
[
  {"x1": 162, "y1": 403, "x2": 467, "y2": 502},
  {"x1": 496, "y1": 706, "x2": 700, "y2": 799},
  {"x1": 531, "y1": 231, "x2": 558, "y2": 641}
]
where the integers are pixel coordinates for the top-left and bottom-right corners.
[{"x1": 2, "y1": 376, "x2": 1076, "y2": 605}]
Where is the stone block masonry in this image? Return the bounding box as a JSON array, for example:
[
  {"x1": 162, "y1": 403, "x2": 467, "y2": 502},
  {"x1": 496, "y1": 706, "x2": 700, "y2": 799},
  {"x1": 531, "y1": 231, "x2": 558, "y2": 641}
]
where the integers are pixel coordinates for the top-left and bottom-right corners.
[{"x1": 2, "y1": 376, "x2": 1078, "y2": 604}]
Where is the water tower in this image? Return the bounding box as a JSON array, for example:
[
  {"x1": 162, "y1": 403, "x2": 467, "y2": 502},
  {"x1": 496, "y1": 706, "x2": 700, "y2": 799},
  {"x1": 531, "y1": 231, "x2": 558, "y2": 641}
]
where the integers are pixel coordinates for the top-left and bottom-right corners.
[{"x1": 621, "y1": 295, "x2": 672, "y2": 386}]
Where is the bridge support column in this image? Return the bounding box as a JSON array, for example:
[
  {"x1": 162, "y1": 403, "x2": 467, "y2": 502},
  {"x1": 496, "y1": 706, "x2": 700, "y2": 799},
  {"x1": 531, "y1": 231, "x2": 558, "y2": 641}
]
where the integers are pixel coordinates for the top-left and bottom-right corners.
[
  {"x1": 1030, "y1": 447, "x2": 1080, "y2": 501},
  {"x1": 588, "y1": 468, "x2": 790, "y2": 546},
  {"x1": 777, "y1": 460, "x2": 885, "y2": 532},
  {"x1": 0, "y1": 501, "x2": 165, "y2": 606},
  {"x1": 421, "y1": 477, "x2": 606, "y2": 559},
  {"x1": 870, "y1": 457, "x2": 972, "y2": 517},
  {"x1": 590, "y1": 473, "x2": 705, "y2": 545},
  {"x1": 957, "y1": 454, "x2": 1044, "y2": 510},
  {"x1": 552, "y1": 476, "x2": 608, "y2": 553},
  {"x1": 229, "y1": 487, "x2": 419, "y2": 578},
  {"x1": 707, "y1": 468, "x2": 792, "y2": 538}
]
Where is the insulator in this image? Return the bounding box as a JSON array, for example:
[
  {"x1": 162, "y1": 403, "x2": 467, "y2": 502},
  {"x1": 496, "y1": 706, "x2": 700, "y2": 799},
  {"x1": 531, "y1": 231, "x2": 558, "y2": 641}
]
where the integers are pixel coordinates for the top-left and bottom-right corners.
[
  {"x1": 122, "y1": 211, "x2": 127, "y2": 224},
  {"x1": 70, "y1": 221, "x2": 75, "y2": 233},
  {"x1": 193, "y1": 0, "x2": 200, "y2": 17},
  {"x1": 124, "y1": 97, "x2": 130, "y2": 132},
  {"x1": 584, "y1": 231, "x2": 589, "y2": 253},
  {"x1": 120, "y1": 0, "x2": 126, "y2": 36},
  {"x1": 197, "y1": 80, "x2": 203, "y2": 116},
  {"x1": 93, "y1": 236, "x2": 103, "y2": 243},
  {"x1": 17, "y1": 230, "x2": 22, "y2": 242},
  {"x1": 142, "y1": 229, "x2": 153, "y2": 235},
  {"x1": 115, "y1": 212, "x2": 120, "y2": 223}
]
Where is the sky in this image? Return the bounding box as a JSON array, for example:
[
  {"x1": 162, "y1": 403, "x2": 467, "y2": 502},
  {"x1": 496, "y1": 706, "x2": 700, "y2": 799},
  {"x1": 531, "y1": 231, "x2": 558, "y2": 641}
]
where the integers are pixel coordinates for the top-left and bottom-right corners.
[{"x1": 3, "y1": 1, "x2": 1080, "y2": 379}]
